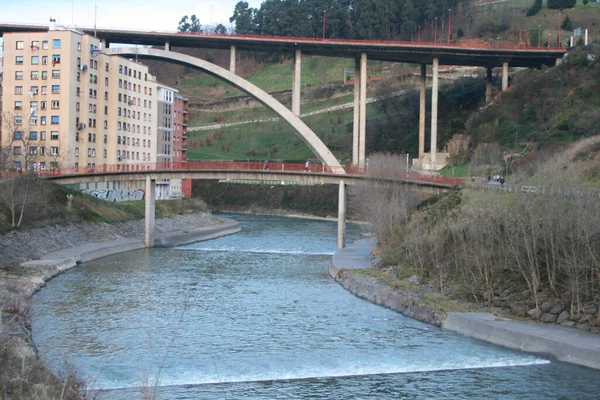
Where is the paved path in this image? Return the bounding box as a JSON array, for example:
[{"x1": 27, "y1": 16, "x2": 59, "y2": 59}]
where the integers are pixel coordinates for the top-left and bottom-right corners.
[{"x1": 331, "y1": 239, "x2": 600, "y2": 370}]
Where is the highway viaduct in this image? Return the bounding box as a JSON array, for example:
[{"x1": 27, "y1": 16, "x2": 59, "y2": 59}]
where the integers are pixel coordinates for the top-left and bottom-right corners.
[
  {"x1": 0, "y1": 23, "x2": 568, "y2": 170},
  {"x1": 47, "y1": 169, "x2": 456, "y2": 250}
]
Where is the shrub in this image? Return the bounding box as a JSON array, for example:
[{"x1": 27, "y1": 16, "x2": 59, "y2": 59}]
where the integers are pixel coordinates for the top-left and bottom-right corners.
[
  {"x1": 548, "y1": 0, "x2": 577, "y2": 9},
  {"x1": 527, "y1": 0, "x2": 543, "y2": 17}
]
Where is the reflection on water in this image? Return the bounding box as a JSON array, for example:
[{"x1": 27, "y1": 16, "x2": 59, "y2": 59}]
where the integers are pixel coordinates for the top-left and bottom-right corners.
[{"x1": 31, "y1": 214, "x2": 600, "y2": 399}]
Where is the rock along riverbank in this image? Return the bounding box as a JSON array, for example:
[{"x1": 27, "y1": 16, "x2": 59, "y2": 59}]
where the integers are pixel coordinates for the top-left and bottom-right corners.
[
  {"x1": 330, "y1": 239, "x2": 600, "y2": 370},
  {"x1": 0, "y1": 213, "x2": 240, "y2": 398}
]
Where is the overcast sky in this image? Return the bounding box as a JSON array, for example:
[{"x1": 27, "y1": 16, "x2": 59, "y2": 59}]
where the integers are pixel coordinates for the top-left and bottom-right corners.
[
  {"x1": 1, "y1": 0, "x2": 262, "y2": 30},
  {"x1": 0, "y1": 0, "x2": 263, "y2": 56}
]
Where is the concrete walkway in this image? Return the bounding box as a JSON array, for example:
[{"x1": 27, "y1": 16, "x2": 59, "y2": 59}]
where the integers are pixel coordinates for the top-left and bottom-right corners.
[
  {"x1": 331, "y1": 239, "x2": 600, "y2": 370},
  {"x1": 24, "y1": 217, "x2": 241, "y2": 270}
]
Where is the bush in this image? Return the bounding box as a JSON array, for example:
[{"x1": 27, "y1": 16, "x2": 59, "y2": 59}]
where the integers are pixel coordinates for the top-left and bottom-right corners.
[
  {"x1": 547, "y1": 0, "x2": 577, "y2": 9},
  {"x1": 561, "y1": 15, "x2": 573, "y2": 31}
]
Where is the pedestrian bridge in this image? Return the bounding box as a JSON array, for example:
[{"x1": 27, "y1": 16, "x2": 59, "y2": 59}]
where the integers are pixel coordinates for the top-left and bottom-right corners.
[{"x1": 41, "y1": 161, "x2": 463, "y2": 250}]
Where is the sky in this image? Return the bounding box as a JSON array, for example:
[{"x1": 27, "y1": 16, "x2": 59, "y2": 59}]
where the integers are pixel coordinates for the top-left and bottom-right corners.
[
  {"x1": 0, "y1": 0, "x2": 263, "y2": 57},
  {"x1": 0, "y1": 0, "x2": 262, "y2": 31}
]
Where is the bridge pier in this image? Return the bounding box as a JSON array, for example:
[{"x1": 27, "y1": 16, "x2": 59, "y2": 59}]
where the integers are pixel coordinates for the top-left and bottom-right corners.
[
  {"x1": 230, "y1": 45, "x2": 236, "y2": 73},
  {"x1": 145, "y1": 176, "x2": 156, "y2": 248},
  {"x1": 430, "y1": 57, "x2": 439, "y2": 170},
  {"x1": 418, "y1": 64, "x2": 426, "y2": 159},
  {"x1": 502, "y1": 62, "x2": 509, "y2": 91},
  {"x1": 352, "y1": 59, "x2": 360, "y2": 166},
  {"x1": 359, "y1": 52, "x2": 367, "y2": 168},
  {"x1": 165, "y1": 41, "x2": 170, "y2": 51},
  {"x1": 486, "y1": 67, "x2": 493, "y2": 104},
  {"x1": 292, "y1": 49, "x2": 302, "y2": 116},
  {"x1": 337, "y1": 180, "x2": 346, "y2": 250}
]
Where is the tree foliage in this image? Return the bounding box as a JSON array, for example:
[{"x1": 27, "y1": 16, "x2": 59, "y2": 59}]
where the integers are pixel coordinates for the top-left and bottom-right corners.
[
  {"x1": 547, "y1": 0, "x2": 577, "y2": 9},
  {"x1": 526, "y1": 0, "x2": 542, "y2": 17},
  {"x1": 178, "y1": 14, "x2": 203, "y2": 33},
  {"x1": 227, "y1": 0, "x2": 461, "y2": 40}
]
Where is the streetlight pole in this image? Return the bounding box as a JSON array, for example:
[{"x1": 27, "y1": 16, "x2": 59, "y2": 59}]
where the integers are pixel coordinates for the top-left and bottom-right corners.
[
  {"x1": 448, "y1": 9, "x2": 452, "y2": 44},
  {"x1": 538, "y1": 25, "x2": 541, "y2": 47},
  {"x1": 558, "y1": 12, "x2": 561, "y2": 47},
  {"x1": 322, "y1": 10, "x2": 326, "y2": 40},
  {"x1": 417, "y1": 25, "x2": 421, "y2": 42}
]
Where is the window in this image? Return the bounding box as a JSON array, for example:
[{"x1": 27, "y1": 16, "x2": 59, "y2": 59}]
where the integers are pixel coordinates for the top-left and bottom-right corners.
[
  {"x1": 42, "y1": 40, "x2": 48, "y2": 49},
  {"x1": 30, "y1": 86, "x2": 39, "y2": 95},
  {"x1": 40, "y1": 161, "x2": 46, "y2": 169},
  {"x1": 51, "y1": 116, "x2": 59, "y2": 124},
  {"x1": 40, "y1": 101, "x2": 47, "y2": 110},
  {"x1": 40, "y1": 116, "x2": 47, "y2": 125},
  {"x1": 31, "y1": 40, "x2": 39, "y2": 49},
  {"x1": 77, "y1": 72, "x2": 81, "y2": 82},
  {"x1": 30, "y1": 131, "x2": 38, "y2": 140},
  {"x1": 76, "y1": 87, "x2": 80, "y2": 97},
  {"x1": 50, "y1": 146, "x2": 59, "y2": 156},
  {"x1": 42, "y1": 55, "x2": 48, "y2": 65},
  {"x1": 104, "y1": 120, "x2": 108, "y2": 128},
  {"x1": 15, "y1": 56, "x2": 24, "y2": 64},
  {"x1": 31, "y1": 71, "x2": 39, "y2": 80},
  {"x1": 89, "y1": 89, "x2": 93, "y2": 98},
  {"x1": 52, "y1": 70, "x2": 60, "y2": 78},
  {"x1": 105, "y1": 77, "x2": 108, "y2": 86},
  {"x1": 75, "y1": 148, "x2": 79, "y2": 157},
  {"x1": 94, "y1": 60, "x2": 97, "y2": 69},
  {"x1": 50, "y1": 131, "x2": 59, "y2": 140},
  {"x1": 41, "y1": 131, "x2": 47, "y2": 140},
  {"x1": 51, "y1": 100, "x2": 59, "y2": 109},
  {"x1": 15, "y1": 116, "x2": 23, "y2": 125},
  {"x1": 30, "y1": 101, "x2": 38, "y2": 109},
  {"x1": 30, "y1": 116, "x2": 38, "y2": 125},
  {"x1": 14, "y1": 131, "x2": 22, "y2": 140},
  {"x1": 13, "y1": 146, "x2": 22, "y2": 156},
  {"x1": 76, "y1": 102, "x2": 80, "y2": 111},
  {"x1": 29, "y1": 146, "x2": 37, "y2": 155},
  {"x1": 15, "y1": 71, "x2": 23, "y2": 80},
  {"x1": 104, "y1": 134, "x2": 107, "y2": 143},
  {"x1": 52, "y1": 54, "x2": 60, "y2": 64},
  {"x1": 77, "y1": 42, "x2": 81, "y2": 51},
  {"x1": 77, "y1": 57, "x2": 81, "y2": 66},
  {"x1": 31, "y1": 56, "x2": 39, "y2": 64},
  {"x1": 105, "y1": 63, "x2": 109, "y2": 72},
  {"x1": 15, "y1": 86, "x2": 23, "y2": 95},
  {"x1": 14, "y1": 101, "x2": 23, "y2": 110},
  {"x1": 51, "y1": 85, "x2": 60, "y2": 94},
  {"x1": 118, "y1": 79, "x2": 122, "y2": 88},
  {"x1": 16, "y1": 41, "x2": 24, "y2": 50},
  {"x1": 104, "y1": 106, "x2": 108, "y2": 115},
  {"x1": 103, "y1": 149, "x2": 107, "y2": 158},
  {"x1": 124, "y1": 66, "x2": 128, "y2": 75},
  {"x1": 41, "y1": 86, "x2": 48, "y2": 95},
  {"x1": 41, "y1": 71, "x2": 48, "y2": 80},
  {"x1": 52, "y1": 39, "x2": 61, "y2": 48}
]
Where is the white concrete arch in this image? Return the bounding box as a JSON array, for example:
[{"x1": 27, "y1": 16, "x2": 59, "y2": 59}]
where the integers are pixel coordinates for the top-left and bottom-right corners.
[{"x1": 103, "y1": 47, "x2": 345, "y2": 173}]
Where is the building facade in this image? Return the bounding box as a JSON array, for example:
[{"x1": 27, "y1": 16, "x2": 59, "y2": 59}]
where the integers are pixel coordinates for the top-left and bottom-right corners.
[
  {"x1": 0, "y1": 27, "x2": 165, "y2": 192},
  {"x1": 173, "y1": 93, "x2": 191, "y2": 197}
]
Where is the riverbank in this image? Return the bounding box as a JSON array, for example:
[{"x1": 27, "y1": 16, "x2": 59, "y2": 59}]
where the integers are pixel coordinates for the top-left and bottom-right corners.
[
  {"x1": 330, "y1": 239, "x2": 600, "y2": 370},
  {"x1": 0, "y1": 214, "x2": 240, "y2": 398}
]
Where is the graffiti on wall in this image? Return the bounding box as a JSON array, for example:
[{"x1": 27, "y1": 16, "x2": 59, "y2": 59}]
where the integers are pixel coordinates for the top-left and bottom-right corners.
[{"x1": 84, "y1": 189, "x2": 145, "y2": 202}]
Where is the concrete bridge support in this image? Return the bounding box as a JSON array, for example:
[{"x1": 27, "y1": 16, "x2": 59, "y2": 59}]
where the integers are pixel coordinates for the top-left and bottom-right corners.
[
  {"x1": 292, "y1": 49, "x2": 302, "y2": 116},
  {"x1": 352, "y1": 60, "x2": 360, "y2": 166},
  {"x1": 145, "y1": 176, "x2": 156, "y2": 247},
  {"x1": 337, "y1": 180, "x2": 346, "y2": 250},
  {"x1": 418, "y1": 64, "x2": 426, "y2": 159},
  {"x1": 502, "y1": 62, "x2": 509, "y2": 91},
  {"x1": 230, "y1": 45, "x2": 236, "y2": 73},
  {"x1": 486, "y1": 67, "x2": 493, "y2": 103},
  {"x1": 165, "y1": 41, "x2": 170, "y2": 51},
  {"x1": 359, "y1": 53, "x2": 367, "y2": 168},
  {"x1": 430, "y1": 57, "x2": 439, "y2": 169}
]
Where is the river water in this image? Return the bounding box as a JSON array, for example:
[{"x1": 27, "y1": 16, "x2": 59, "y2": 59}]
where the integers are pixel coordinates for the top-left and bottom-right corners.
[{"x1": 31, "y1": 214, "x2": 600, "y2": 399}]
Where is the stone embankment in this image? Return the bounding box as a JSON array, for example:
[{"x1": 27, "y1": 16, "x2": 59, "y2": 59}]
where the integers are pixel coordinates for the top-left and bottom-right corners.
[{"x1": 331, "y1": 240, "x2": 600, "y2": 370}]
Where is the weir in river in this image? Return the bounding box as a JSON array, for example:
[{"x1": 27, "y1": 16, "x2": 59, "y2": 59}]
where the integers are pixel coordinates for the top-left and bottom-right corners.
[{"x1": 31, "y1": 214, "x2": 600, "y2": 399}]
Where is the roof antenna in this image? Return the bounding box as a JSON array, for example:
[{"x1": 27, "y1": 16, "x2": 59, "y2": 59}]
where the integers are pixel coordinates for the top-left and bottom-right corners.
[{"x1": 94, "y1": 0, "x2": 97, "y2": 37}]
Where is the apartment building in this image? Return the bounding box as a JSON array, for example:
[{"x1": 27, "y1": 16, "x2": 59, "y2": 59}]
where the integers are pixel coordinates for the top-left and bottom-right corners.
[{"x1": 0, "y1": 28, "x2": 158, "y2": 191}]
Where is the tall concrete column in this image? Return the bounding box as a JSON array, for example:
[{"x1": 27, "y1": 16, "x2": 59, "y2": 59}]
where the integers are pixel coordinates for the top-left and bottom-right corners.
[
  {"x1": 502, "y1": 62, "x2": 509, "y2": 91},
  {"x1": 337, "y1": 180, "x2": 346, "y2": 250},
  {"x1": 418, "y1": 64, "x2": 426, "y2": 159},
  {"x1": 230, "y1": 45, "x2": 236, "y2": 74},
  {"x1": 430, "y1": 57, "x2": 439, "y2": 170},
  {"x1": 352, "y1": 59, "x2": 360, "y2": 166},
  {"x1": 359, "y1": 52, "x2": 367, "y2": 168},
  {"x1": 292, "y1": 49, "x2": 302, "y2": 117},
  {"x1": 145, "y1": 176, "x2": 156, "y2": 248},
  {"x1": 486, "y1": 67, "x2": 493, "y2": 104},
  {"x1": 165, "y1": 41, "x2": 170, "y2": 51}
]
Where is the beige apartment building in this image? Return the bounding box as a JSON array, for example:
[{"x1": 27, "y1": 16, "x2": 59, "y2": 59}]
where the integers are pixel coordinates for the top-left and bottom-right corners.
[{"x1": 1, "y1": 28, "x2": 158, "y2": 190}]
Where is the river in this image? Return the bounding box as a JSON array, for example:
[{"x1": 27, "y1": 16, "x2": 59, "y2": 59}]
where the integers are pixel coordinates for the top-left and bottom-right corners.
[{"x1": 31, "y1": 214, "x2": 600, "y2": 399}]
